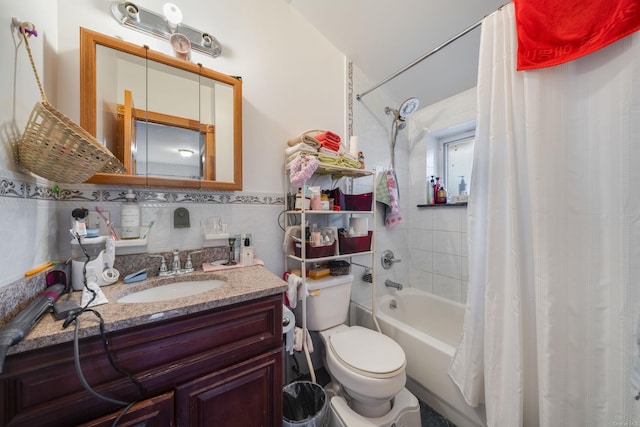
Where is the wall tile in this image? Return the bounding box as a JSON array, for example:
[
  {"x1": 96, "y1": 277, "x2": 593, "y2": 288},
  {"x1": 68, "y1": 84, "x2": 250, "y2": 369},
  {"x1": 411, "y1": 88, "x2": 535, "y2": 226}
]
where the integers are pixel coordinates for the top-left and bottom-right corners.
[
  {"x1": 410, "y1": 248, "x2": 433, "y2": 273},
  {"x1": 411, "y1": 228, "x2": 433, "y2": 251},
  {"x1": 433, "y1": 230, "x2": 463, "y2": 256},
  {"x1": 432, "y1": 252, "x2": 462, "y2": 279}
]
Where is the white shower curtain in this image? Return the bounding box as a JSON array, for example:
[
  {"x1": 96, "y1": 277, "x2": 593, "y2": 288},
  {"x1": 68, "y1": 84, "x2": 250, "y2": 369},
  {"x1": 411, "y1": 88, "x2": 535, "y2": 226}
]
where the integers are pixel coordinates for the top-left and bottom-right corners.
[{"x1": 448, "y1": 3, "x2": 640, "y2": 427}]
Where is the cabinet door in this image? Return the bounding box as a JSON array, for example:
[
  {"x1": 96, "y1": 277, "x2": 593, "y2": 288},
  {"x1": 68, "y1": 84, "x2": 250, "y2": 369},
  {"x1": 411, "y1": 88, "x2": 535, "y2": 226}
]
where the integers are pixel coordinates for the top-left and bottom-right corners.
[
  {"x1": 175, "y1": 350, "x2": 281, "y2": 427},
  {"x1": 76, "y1": 392, "x2": 174, "y2": 427}
]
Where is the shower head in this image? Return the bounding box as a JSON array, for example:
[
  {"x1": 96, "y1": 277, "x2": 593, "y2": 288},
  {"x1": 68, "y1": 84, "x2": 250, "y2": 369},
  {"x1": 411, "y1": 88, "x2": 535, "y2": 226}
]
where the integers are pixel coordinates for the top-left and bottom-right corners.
[
  {"x1": 384, "y1": 97, "x2": 420, "y2": 122},
  {"x1": 398, "y1": 97, "x2": 419, "y2": 119}
]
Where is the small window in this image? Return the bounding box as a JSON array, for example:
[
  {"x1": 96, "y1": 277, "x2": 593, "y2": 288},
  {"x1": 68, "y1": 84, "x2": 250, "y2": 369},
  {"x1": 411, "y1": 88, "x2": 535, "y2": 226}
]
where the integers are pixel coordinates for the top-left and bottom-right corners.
[
  {"x1": 425, "y1": 120, "x2": 475, "y2": 200},
  {"x1": 441, "y1": 130, "x2": 474, "y2": 197}
]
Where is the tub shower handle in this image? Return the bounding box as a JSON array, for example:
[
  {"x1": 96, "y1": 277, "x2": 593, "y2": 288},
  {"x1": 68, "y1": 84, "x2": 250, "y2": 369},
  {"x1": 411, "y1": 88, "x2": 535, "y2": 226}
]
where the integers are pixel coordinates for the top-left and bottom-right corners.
[{"x1": 381, "y1": 250, "x2": 402, "y2": 269}]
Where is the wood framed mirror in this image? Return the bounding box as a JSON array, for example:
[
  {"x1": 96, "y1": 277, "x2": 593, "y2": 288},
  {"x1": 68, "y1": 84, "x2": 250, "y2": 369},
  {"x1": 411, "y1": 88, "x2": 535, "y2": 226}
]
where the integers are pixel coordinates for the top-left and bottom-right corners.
[{"x1": 80, "y1": 27, "x2": 242, "y2": 190}]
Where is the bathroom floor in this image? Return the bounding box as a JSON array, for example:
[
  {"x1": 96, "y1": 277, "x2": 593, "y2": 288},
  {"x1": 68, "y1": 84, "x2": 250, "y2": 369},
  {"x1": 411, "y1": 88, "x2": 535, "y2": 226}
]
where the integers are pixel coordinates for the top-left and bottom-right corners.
[{"x1": 420, "y1": 400, "x2": 457, "y2": 427}]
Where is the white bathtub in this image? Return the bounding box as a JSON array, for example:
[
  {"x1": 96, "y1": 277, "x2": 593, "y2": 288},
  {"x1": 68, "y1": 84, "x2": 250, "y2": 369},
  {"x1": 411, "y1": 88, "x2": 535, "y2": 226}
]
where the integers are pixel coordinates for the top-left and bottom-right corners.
[{"x1": 375, "y1": 289, "x2": 487, "y2": 427}]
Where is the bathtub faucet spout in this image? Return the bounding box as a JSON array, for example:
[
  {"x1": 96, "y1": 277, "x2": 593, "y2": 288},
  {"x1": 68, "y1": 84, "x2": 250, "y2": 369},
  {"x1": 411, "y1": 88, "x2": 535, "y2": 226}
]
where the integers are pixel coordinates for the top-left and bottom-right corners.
[{"x1": 385, "y1": 279, "x2": 403, "y2": 290}]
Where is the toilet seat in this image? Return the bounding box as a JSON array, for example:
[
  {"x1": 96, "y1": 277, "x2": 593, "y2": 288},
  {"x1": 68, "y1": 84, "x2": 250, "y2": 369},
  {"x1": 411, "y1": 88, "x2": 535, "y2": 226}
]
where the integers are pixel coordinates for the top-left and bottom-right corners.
[{"x1": 328, "y1": 326, "x2": 406, "y2": 379}]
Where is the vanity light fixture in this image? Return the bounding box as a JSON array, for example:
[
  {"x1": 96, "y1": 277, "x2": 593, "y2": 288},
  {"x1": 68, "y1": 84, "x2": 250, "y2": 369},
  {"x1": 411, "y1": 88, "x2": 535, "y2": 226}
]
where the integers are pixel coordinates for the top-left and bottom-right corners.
[
  {"x1": 111, "y1": 1, "x2": 222, "y2": 58},
  {"x1": 178, "y1": 149, "x2": 195, "y2": 158}
]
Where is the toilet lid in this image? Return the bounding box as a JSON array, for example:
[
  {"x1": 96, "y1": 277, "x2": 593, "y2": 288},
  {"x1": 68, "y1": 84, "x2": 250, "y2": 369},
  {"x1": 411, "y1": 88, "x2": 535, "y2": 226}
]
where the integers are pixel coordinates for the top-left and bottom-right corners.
[{"x1": 329, "y1": 327, "x2": 405, "y2": 377}]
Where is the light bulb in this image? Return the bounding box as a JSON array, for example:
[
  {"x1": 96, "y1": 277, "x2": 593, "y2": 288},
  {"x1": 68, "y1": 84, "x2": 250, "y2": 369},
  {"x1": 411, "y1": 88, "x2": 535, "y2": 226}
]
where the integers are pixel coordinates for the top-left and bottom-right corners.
[{"x1": 163, "y1": 3, "x2": 183, "y2": 29}]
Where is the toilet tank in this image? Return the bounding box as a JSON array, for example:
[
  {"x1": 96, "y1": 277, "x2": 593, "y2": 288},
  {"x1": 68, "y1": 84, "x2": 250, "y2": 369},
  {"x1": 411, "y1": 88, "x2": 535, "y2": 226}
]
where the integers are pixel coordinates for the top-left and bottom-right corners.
[{"x1": 293, "y1": 274, "x2": 353, "y2": 331}]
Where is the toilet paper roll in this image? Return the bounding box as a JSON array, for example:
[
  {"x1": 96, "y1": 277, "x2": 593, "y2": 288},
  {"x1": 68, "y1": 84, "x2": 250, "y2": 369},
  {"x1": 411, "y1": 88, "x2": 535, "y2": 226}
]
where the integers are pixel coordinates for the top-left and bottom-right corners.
[
  {"x1": 283, "y1": 305, "x2": 295, "y2": 334},
  {"x1": 283, "y1": 305, "x2": 296, "y2": 354},
  {"x1": 349, "y1": 136, "x2": 359, "y2": 156}
]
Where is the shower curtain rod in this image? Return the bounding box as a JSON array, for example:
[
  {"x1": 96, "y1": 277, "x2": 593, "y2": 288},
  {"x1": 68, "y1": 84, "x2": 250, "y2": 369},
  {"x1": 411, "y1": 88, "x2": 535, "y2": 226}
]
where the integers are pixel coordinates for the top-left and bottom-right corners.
[{"x1": 356, "y1": 3, "x2": 509, "y2": 101}]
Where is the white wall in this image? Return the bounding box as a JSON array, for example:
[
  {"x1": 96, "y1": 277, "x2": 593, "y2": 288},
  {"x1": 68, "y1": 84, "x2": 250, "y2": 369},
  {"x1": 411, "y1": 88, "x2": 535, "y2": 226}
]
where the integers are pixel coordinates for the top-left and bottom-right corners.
[
  {"x1": 0, "y1": 0, "x2": 348, "y2": 287},
  {"x1": 0, "y1": 1, "x2": 60, "y2": 288}
]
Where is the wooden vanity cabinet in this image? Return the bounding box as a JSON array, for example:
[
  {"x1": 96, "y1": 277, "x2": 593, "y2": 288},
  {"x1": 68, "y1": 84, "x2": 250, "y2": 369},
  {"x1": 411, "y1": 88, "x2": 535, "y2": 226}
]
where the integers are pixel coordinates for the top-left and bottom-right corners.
[{"x1": 0, "y1": 295, "x2": 283, "y2": 427}]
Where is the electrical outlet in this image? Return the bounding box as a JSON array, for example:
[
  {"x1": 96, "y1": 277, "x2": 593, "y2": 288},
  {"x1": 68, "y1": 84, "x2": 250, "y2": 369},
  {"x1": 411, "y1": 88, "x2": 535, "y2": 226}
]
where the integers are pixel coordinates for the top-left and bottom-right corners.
[{"x1": 87, "y1": 211, "x2": 110, "y2": 236}]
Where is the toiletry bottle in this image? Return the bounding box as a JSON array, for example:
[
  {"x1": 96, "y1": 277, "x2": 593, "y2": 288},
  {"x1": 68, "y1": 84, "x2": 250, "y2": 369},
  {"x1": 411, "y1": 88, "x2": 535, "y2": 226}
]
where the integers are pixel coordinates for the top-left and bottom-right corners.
[
  {"x1": 321, "y1": 193, "x2": 330, "y2": 210},
  {"x1": 295, "y1": 188, "x2": 303, "y2": 210},
  {"x1": 434, "y1": 177, "x2": 441, "y2": 203},
  {"x1": 121, "y1": 189, "x2": 141, "y2": 239},
  {"x1": 437, "y1": 185, "x2": 448, "y2": 204},
  {"x1": 310, "y1": 187, "x2": 322, "y2": 210},
  {"x1": 310, "y1": 224, "x2": 321, "y2": 247},
  {"x1": 428, "y1": 176, "x2": 435, "y2": 205},
  {"x1": 242, "y1": 235, "x2": 254, "y2": 266}
]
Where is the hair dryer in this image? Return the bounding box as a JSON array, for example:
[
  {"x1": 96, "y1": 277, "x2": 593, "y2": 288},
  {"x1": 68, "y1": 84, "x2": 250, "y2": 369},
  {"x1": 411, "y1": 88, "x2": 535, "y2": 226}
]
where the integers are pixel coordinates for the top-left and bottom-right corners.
[{"x1": 0, "y1": 283, "x2": 65, "y2": 373}]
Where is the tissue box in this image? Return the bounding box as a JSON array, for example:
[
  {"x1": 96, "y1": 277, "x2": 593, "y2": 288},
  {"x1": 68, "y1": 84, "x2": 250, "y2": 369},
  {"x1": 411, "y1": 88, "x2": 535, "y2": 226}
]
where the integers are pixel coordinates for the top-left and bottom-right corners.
[{"x1": 339, "y1": 231, "x2": 373, "y2": 254}]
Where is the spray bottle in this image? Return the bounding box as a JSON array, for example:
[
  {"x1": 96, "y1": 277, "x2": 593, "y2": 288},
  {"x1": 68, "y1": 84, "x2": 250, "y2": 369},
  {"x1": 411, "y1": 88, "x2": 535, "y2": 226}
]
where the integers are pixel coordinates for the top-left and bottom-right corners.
[{"x1": 433, "y1": 177, "x2": 441, "y2": 204}]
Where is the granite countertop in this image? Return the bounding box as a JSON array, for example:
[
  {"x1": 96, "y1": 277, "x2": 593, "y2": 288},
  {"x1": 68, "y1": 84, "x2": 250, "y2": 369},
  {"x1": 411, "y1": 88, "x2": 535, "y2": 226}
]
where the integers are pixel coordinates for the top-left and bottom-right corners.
[{"x1": 8, "y1": 265, "x2": 287, "y2": 356}]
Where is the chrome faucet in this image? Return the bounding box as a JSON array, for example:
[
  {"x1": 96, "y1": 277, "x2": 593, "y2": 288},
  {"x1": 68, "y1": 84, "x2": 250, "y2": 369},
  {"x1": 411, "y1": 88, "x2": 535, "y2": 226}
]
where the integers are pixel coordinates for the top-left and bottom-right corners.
[
  {"x1": 171, "y1": 249, "x2": 182, "y2": 274},
  {"x1": 385, "y1": 279, "x2": 403, "y2": 290},
  {"x1": 149, "y1": 254, "x2": 171, "y2": 276},
  {"x1": 183, "y1": 250, "x2": 202, "y2": 273}
]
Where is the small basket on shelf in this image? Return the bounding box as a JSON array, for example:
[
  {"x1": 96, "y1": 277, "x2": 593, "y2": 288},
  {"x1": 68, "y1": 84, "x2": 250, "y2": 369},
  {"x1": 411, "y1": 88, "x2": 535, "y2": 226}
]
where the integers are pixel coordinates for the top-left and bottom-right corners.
[
  {"x1": 338, "y1": 230, "x2": 373, "y2": 255},
  {"x1": 17, "y1": 23, "x2": 125, "y2": 183},
  {"x1": 328, "y1": 188, "x2": 373, "y2": 211}
]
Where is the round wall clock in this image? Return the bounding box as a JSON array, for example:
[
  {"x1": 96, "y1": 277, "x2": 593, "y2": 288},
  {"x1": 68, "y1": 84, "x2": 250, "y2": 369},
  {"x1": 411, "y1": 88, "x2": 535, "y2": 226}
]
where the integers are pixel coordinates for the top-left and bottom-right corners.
[{"x1": 170, "y1": 33, "x2": 191, "y2": 61}]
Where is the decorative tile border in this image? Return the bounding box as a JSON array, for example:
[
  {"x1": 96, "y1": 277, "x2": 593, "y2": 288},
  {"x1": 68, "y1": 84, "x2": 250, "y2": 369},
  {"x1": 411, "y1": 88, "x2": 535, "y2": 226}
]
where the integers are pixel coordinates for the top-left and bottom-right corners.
[{"x1": 0, "y1": 173, "x2": 284, "y2": 206}]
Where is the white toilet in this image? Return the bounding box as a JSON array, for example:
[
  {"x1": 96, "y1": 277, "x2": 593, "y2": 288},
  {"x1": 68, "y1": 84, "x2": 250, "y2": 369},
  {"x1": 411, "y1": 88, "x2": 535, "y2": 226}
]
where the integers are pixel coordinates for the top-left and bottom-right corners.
[{"x1": 293, "y1": 275, "x2": 421, "y2": 427}]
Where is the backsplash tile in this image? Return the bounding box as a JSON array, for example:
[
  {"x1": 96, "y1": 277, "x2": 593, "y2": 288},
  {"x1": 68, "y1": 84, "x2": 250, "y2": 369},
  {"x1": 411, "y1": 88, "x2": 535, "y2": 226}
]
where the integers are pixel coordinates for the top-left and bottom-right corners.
[{"x1": 1, "y1": 172, "x2": 285, "y2": 285}]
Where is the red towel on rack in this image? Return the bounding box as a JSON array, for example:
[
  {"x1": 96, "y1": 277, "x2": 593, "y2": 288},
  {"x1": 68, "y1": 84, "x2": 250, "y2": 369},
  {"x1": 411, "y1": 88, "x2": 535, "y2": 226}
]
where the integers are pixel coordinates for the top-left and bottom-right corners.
[
  {"x1": 315, "y1": 131, "x2": 341, "y2": 152},
  {"x1": 315, "y1": 131, "x2": 341, "y2": 144},
  {"x1": 514, "y1": 0, "x2": 640, "y2": 70}
]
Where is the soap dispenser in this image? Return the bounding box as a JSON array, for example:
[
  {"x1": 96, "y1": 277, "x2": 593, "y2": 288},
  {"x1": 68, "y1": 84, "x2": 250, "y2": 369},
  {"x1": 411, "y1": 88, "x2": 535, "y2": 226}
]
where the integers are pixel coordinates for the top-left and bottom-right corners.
[
  {"x1": 241, "y1": 234, "x2": 254, "y2": 266},
  {"x1": 121, "y1": 189, "x2": 140, "y2": 239}
]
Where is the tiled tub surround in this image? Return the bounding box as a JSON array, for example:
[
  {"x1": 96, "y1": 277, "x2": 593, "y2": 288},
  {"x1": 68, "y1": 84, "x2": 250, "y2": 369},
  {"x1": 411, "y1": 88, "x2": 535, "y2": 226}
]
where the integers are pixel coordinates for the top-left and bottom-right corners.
[{"x1": 4, "y1": 264, "x2": 286, "y2": 357}]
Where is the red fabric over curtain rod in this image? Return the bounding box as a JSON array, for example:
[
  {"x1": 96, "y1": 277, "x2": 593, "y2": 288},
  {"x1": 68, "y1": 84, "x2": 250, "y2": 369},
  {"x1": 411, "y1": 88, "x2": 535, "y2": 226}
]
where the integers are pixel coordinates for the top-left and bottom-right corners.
[{"x1": 514, "y1": 0, "x2": 640, "y2": 70}]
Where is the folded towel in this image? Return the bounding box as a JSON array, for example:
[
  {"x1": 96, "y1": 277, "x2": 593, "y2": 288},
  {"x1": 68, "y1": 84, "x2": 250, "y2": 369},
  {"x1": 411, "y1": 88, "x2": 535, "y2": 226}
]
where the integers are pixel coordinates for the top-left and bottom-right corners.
[
  {"x1": 339, "y1": 147, "x2": 357, "y2": 161},
  {"x1": 514, "y1": 0, "x2": 640, "y2": 70},
  {"x1": 319, "y1": 147, "x2": 339, "y2": 157},
  {"x1": 315, "y1": 131, "x2": 341, "y2": 144},
  {"x1": 284, "y1": 142, "x2": 318, "y2": 157},
  {"x1": 293, "y1": 326, "x2": 314, "y2": 353},
  {"x1": 319, "y1": 140, "x2": 340, "y2": 152},
  {"x1": 287, "y1": 132, "x2": 321, "y2": 148},
  {"x1": 317, "y1": 153, "x2": 361, "y2": 169}
]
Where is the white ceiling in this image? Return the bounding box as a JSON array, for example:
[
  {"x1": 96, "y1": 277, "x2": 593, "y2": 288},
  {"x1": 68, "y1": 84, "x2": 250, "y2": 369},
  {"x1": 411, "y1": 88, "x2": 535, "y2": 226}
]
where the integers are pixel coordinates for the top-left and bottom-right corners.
[{"x1": 287, "y1": 0, "x2": 507, "y2": 109}]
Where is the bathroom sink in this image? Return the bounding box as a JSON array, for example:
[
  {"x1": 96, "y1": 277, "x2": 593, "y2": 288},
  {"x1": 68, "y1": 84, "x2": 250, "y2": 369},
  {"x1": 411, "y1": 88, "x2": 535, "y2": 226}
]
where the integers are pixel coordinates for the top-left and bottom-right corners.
[{"x1": 117, "y1": 279, "x2": 225, "y2": 303}]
